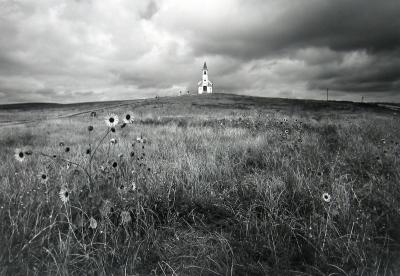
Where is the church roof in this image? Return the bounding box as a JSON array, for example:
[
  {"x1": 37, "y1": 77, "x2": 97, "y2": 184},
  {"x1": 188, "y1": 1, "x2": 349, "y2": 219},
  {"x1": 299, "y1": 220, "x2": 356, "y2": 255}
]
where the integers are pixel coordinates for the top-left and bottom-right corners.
[{"x1": 203, "y1": 62, "x2": 208, "y2": 70}]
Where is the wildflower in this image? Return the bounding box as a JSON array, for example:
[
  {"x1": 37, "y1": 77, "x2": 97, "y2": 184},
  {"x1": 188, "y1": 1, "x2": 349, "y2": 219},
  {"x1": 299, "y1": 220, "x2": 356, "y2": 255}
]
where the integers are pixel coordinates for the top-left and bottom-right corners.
[
  {"x1": 136, "y1": 136, "x2": 145, "y2": 143},
  {"x1": 38, "y1": 173, "x2": 49, "y2": 184},
  {"x1": 120, "y1": 211, "x2": 131, "y2": 224},
  {"x1": 59, "y1": 142, "x2": 65, "y2": 147},
  {"x1": 86, "y1": 148, "x2": 91, "y2": 155},
  {"x1": 110, "y1": 138, "x2": 117, "y2": 145},
  {"x1": 66, "y1": 162, "x2": 72, "y2": 169},
  {"x1": 104, "y1": 113, "x2": 119, "y2": 128},
  {"x1": 131, "y1": 181, "x2": 136, "y2": 191},
  {"x1": 14, "y1": 148, "x2": 25, "y2": 162},
  {"x1": 322, "y1": 193, "x2": 331, "y2": 203},
  {"x1": 88, "y1": 125, "x2": 94, "y2": 131},
  {"x1": 65, "y1": 147, "x2": 70, "y2": 153},
  {"x1": 123, "y1": 113, "x2": 134, "y2": 124},
  {"x1": 59, "y1": 187, "x2": 70, "y2": 203},
  {"x1": 112, "y1": 161, "x2": 118, "y2": 168},
  {"x1": 100, "y1": 200, "x2": 112, "y2": 217},
  {"x1": 89, "y1": 217, "x2": 98, "y2": 229},
  {"x1": 284, "y1": 129, "x2": 289, "y2": 134},
  {"x1": 111, "y1": 127, "x2": 116, "y2": 133},
  {"x1": 118, "y1": 184, "x2": 126, "y2": 193},
  {"x1": 130, "y1": 151, "x2": 135, "y2": 157}
]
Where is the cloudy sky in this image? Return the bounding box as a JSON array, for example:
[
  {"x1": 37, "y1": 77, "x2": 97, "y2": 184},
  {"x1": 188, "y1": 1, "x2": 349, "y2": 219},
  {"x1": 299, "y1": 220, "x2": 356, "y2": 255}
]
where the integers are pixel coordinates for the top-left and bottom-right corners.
[{"x1": 0, "y1": 0, "x2": 399, "y2": 104}]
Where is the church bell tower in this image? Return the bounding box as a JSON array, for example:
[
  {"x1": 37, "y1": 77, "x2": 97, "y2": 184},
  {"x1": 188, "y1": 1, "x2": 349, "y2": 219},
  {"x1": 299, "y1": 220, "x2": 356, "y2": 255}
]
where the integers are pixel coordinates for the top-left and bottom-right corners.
[{"x1": 198, "y1": 62, "x2": 213, "y2": 94}]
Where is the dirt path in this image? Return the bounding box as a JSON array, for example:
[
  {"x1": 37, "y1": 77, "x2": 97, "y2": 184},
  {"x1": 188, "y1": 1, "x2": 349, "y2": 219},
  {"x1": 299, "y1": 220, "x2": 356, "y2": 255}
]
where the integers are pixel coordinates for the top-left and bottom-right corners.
[{"x1": 378, "y1": 104, "x2": 400, "y2": 112}]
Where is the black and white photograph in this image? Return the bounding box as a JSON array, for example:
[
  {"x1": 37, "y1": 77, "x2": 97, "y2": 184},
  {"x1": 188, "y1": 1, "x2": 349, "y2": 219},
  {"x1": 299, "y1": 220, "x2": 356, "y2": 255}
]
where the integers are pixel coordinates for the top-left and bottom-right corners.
[{"x1": 0, "y1": 0, "x2": 400, "y2": 275}]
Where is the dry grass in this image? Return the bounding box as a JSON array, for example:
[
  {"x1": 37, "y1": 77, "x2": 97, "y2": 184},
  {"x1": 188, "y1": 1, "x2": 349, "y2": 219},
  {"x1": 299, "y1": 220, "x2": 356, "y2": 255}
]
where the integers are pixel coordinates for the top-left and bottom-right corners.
[{"x1": 0, "y1": 94, "x2": 400, "y2": 275}]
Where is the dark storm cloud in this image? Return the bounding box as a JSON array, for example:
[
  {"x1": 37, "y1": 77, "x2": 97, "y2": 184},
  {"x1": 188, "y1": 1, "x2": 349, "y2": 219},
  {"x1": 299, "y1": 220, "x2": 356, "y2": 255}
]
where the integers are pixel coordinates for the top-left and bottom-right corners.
[
  {"x1": 307, "y1": 50, "x2": 400, "y2": 93},
  {"x1": 0, "y1": 0, "x2": 399, "y2": 103},
  {"x1": 157, "y1": 0, "x2": 400, "y2": 97},
  {"x1": 178, "y1": 0, "x2": 400, "y2": 58}
]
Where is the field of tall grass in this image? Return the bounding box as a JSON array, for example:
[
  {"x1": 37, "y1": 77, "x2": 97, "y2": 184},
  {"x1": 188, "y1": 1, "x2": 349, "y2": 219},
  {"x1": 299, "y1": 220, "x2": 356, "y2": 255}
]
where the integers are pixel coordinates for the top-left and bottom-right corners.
[{"x1": 1, "y1": 94, "x2": 399, "y2": 275}]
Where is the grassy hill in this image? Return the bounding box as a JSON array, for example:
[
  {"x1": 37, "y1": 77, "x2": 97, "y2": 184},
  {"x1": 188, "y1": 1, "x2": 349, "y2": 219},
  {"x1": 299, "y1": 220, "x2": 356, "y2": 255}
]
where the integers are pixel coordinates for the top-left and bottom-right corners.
[
  {"x1": 0, "y1": 93, "x2": 399, "y2": 275},
  {"x1": 0, "y1": 93, "x2": 393, "y2": 125}
]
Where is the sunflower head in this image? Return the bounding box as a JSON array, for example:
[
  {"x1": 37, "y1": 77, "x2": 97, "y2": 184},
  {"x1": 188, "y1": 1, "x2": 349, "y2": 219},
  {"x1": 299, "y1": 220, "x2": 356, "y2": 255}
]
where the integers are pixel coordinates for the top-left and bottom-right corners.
[
  {"x1": 123, "y1": 113, "x2": 134, "y2": 124},
  {"x1": 322, "y1": 193, "x2": 331, "y2": 203},
  {"x1": 38, "y1": 173, "x2": 49, "y2": 184},
  {"x1": 14, "y1": 148, "x2": 26, "y2": 162},
  {"x1": 59, "y1": 187, "x2": 70, "y2": 203},
  {"x1": 104, "y1": 114, "x2": 119, "y2": 128}
]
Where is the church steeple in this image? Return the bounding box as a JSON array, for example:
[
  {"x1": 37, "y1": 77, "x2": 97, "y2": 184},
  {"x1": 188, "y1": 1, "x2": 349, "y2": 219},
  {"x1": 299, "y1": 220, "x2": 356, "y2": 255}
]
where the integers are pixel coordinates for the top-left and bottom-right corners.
[{"x1": 198, "y1": 61, "x2": 213, "y2": 94}]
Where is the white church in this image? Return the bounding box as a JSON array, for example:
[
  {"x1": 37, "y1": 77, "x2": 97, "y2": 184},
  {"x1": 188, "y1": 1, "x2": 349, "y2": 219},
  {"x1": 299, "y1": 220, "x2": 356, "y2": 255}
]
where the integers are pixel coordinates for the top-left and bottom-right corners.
[{"x1": 198, "y1": 62, "x2": 213, "y2": 94}]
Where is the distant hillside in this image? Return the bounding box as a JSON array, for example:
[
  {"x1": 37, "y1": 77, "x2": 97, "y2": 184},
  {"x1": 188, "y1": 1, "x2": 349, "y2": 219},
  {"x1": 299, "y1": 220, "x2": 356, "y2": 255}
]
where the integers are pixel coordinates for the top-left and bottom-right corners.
[{"x1": 0, "y1": 93, "x2": 393, "y2": 117}]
